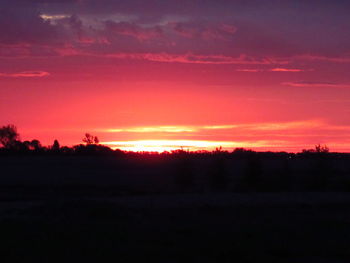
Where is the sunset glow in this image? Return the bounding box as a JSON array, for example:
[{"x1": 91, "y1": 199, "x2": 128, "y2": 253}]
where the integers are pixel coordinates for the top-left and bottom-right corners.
[
  {"x1": 1, "y1": 0, "x2": 350, "y2": 152},
  {"x1": 102, "y1": 140, "x2": 245, "y2": 152},
  {"x1": 3, "y1": 3, "x2": 350, "y2": 261}
]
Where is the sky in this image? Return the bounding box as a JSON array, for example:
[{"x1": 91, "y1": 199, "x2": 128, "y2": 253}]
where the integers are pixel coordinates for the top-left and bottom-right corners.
[{"x1": 1, "y1": 0, "x2": 350, "y2": 152}]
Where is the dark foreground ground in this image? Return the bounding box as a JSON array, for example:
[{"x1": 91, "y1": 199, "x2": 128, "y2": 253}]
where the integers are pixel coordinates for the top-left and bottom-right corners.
[
  {"x1": 0, "y1": 155, "x2": 350, "y2": 262},
  {"x1": 1, "y1": 193, "x2": 350, "y2": 262}
]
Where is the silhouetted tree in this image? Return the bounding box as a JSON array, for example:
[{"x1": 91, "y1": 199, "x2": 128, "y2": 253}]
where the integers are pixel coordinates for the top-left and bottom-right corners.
[
  {"x1": 52, "y1": 139, "x2": 60, "y2": 151},
  {"x1": 302, "y1": 144, "x2": 329, "y2": 155},
  {"x1": 20, "y1": 139, "x2": 43, "y2": 152},
  {"x1": 22, "y1": 140, "x2": 32, "y2": 151},
  {"x1": 30, "y1": 139, "x2": 42, "y2": 151},
  {"x1": 82, "y1": 133, "x2": 99, "y2": 145},
  {"x1": 73, "y1": 143, "x2": 113, "y2": 155},
  {"x1": 0, "y1": 124, "x2": 19, "y2": 149},
  {"x1": 315, "y1": 144, "x2": 329, "y2": 153},
  {"x1": 233, "y1": 148, "x2": 247, "y2": 154},
  {"x1": 60, "y1": 146, "x2": 73, "y2": 154},
  {"x1": 232, "y1": 148, "x2": 255, "y2": 157}
]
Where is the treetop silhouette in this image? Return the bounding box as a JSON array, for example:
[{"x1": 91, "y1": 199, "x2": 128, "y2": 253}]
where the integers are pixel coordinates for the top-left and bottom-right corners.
[
  {"x1": 82, "y1": 133, "x2": 99, "y2": 145},
  {"x1": 0, "y1": 124, "x2": 19, "y2": 149}
]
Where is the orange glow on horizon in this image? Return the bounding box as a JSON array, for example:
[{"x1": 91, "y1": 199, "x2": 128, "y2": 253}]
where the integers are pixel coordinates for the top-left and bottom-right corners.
[
  {"x1": 100, "y1": 139, "x2": 350, "y2": 153},
  {"x1": 17, "y1": 120, "x2": 350, "y2": 153},
  {"x1": 102, "y1": 139, "x2": 273, "y2": 152}
]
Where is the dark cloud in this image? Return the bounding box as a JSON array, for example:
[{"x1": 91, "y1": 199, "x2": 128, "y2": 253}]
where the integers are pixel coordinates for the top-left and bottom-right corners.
[
  {"x1": 0, "y1": 0, "x2": 349, "y2": 62},
  {"x1": 0, "y1": 3, "x2": 56, "y2": 45},
  {"x1": 105, "y1": 21, "x2": 163, "y2": 41},
  {"x1": 170, "y1": 22, "x2": 236, "y2": 41}
]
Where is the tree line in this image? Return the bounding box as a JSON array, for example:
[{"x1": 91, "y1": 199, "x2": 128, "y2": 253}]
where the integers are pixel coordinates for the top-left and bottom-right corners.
[
  {"x1": 0, "y1": 124, "x2": 112, "y2": 155},
  {"x1": 0, "y1": 124, "x2": 338, "y2": 157}
]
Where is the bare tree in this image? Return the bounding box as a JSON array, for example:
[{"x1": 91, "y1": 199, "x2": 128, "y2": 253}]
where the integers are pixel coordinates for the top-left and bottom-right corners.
[
  {"x1": 82, "y1": 133, "x2": 99, "y2": 145},
  {"x1": 0, "y1": 124, "x2": 19, "y2": 149}
]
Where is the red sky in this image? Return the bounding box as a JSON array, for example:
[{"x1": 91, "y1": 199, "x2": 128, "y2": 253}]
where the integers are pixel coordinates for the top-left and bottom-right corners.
[{"x1": 1, "y1": 0, "x2": 350, "y2": 152}]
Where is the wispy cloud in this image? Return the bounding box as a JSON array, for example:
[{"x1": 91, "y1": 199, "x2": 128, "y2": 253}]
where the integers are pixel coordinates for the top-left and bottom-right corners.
[
  {"x1": 106, "y1": 126, "x2": 196, "y2": 133},
  {"x1": 102, "y1": 120, "x2": 327, "y2": 134},
  {"x1": 246, "y1": 120, "x2": 321, "y2": 131},
  {"x1": 40, "y1": 14, "x2": 71, "y2": 23},
  {"x1": 283, "y1": 81, "x2": 350, "y2": 88},
  {"x1": 105, "y1": 21, "x2": 163, "y2": 41},
  {"x1": 202, "y1": 125, "x2": 238, "y2": 130},
  {"x1": 270, "y1": 68, "x2": 305, "y2": 72},
  {"x1": 236, "y1": 69, "x2": 263, "y2": 72},
  {"x1": 295, "y1": 54, "x2": 350, "y2": 63},
  {"x1": 237, "y1": 68, "x2": 308, "y2": 72},
  {"x1": 170, "y1": 22, "x2": 237, "y2": 41},
  {"x1": 105, "y1": 53, "x2": 288, "y2": 65},
  {"x1": 0, "y1": 71, "x2": 50, "y2": 78}
]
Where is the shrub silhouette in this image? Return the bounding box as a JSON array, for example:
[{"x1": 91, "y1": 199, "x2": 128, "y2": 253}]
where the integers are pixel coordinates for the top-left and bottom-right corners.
[
  {"x1": 30, "y1": 139, "x2": 42, "y2": 151},
  {"x1": 315, "y1": 144, "x2": 329, "y2": 153},
  {"x1": 73, "y1": 144, "x2": 113, "y2": 155},
  {"x1": 302, "y1": 144, "x2": 330, "y2": 155},
  {"x1": 22, "y1": 139, "x2": 43, "y2": 151}
]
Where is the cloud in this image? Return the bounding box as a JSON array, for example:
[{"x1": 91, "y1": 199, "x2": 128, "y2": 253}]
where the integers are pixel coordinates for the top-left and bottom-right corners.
[
  {"x1": 106, "y1": 126, "x2": 196, "y2": 133},
  {"x1": 104, "y1": 21, "x2": 163, "y2": 40},
  {"x1": 201, "y1": 120, "x2": 325, "y2": 132},
  {"x1": 40, "y1": 14, "x2": 71, "y2": 22},
  {"x1": 0, "y1": 3, "x2": 59, "y2": 46},
  {"x1": 1, "y1": 0, "x2": 350, "y2": 65},
  {"x1": 102, "y1": 120, "x2": 327, "y2": 134},
  {"x1": 236, "y1": 69, "x2": 263, "y2": 72},
  {"x1": 270, "y1": 68, "x2": 305, "y2": 72},
  {"x1": 295, "y1": 54, "x2": 350, "y2": 63},
  {"x1": 105, "y1": 53, "x2": 287, "y2": 64},
  {"x1": 283, "y1": 81, "x2": 350, "y2": 88},
  {"x1": 170, "y1": 21, "x2": 237, "y2": 40},
  {"x1": 0, "y1": 71, "x2": 50, "y2": 78},
  {"x1": 237, "y1": 68, "x2": 306, "y2": 72}
]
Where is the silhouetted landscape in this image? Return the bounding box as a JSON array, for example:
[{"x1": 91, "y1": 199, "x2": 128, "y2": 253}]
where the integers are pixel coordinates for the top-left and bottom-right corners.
[
  {"x1": 1, "y1": 124, "x2": 350, "y2": 262},
  {"x1": 3, "y1": 1, "x2": 350, "y2": 261}
]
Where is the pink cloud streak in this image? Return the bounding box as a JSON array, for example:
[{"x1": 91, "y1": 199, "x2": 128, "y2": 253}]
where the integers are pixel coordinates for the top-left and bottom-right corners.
[
  {"x1": 237, "y1": 68, "x2": 307, "y2": 72},
  {"x1": 0, "y1": 71, "x2": 50, "y2": 78},
  {"x1": 283, "y1": 81, "x2": 350, "y2": 88},
  {"x1": 105, "y1": 53, "x2": 288, "y2": 65}
]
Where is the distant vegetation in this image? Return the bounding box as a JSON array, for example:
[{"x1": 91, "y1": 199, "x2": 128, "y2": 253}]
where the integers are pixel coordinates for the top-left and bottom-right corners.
[
  {"x1": 0, "y1": 124, "x2": 336, "y2": 156},
  {"x1": 0, "y1": 124, "x2": 111, "y2": 155},
  {"x1": 1, "y1": 124, "x2": 350, "y2": 193}
]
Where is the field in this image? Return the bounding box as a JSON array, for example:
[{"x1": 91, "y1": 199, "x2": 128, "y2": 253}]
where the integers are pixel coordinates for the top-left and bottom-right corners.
[{"x1": 0, "y1": 155, "x2": 350, "y2": 262}]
